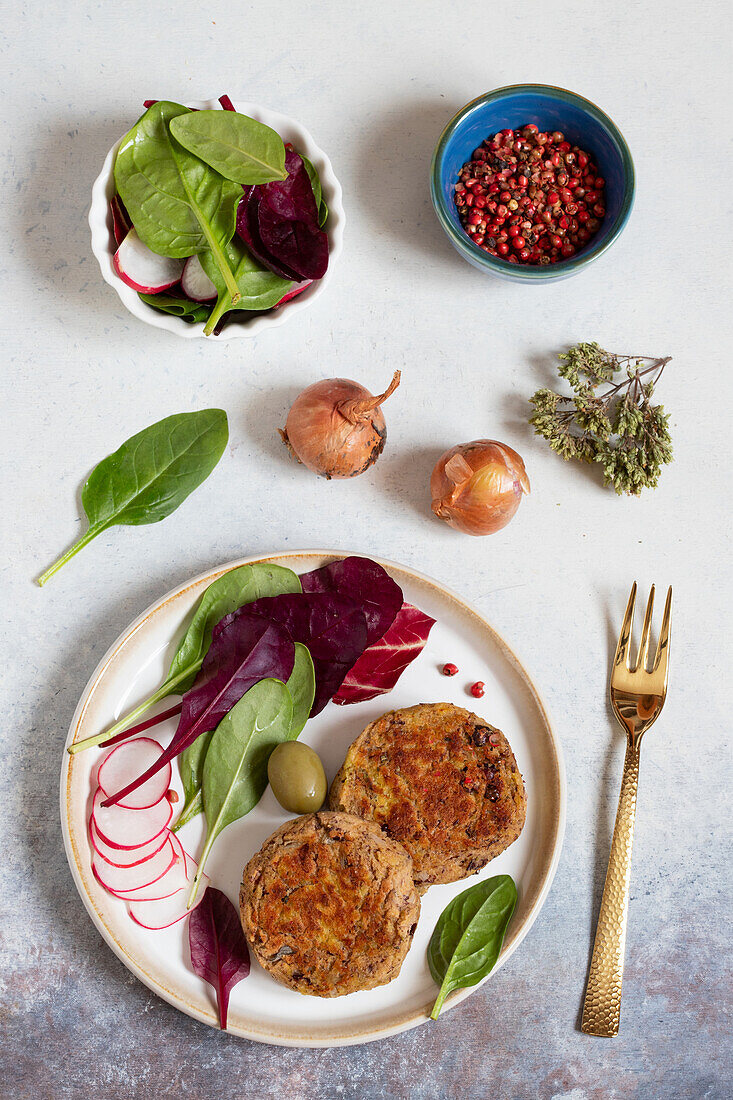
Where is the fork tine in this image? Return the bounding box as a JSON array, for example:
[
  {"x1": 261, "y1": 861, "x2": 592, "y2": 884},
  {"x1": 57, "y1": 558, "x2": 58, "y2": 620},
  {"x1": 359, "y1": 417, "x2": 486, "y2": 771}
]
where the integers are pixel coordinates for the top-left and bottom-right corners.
[
  {"x1": 636, "y1": 585, "x2": 655, "y2": 671},
  {"x1": 614, "y1": 581, "x2": 637, "y2": 671},
  {"x1": 652, "y1": 586, "x2": 673, "y2": 673}
]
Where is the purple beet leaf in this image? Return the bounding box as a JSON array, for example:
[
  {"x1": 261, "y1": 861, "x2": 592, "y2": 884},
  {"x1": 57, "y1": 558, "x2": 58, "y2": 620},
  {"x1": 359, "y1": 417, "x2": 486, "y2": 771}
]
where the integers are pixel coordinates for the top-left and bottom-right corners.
[
  {"x1": 333, "y1": 602, "x2": 436, "y2": 705},
  {"x1": 216, "y1": 592, "x2": 368, "y2": 716},
  {"x1": 101, "y1": 614, "x2": 294, "y2": 807},
  {"x1": 300, "y1": 556, "x2": 403, "y2": 646},
  {"x1": 236, "y1": 148, "x2": 328, "y2": 281},
  {"x1": 236, "y1": 188, "x2": 297, "y2": 281},
  {"x1": 219, "y1": 94, "x2": 235, "y2": 112},
  {"x1": 188, "y1": 886, "x2": 250, "y2": 1030}
]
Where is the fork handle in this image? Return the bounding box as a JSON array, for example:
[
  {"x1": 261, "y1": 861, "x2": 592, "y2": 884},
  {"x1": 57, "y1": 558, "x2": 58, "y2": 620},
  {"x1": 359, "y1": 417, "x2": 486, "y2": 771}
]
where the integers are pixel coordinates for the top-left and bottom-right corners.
[{"x1": 581, "y1": 740, "x2": 641, "y2": 1037}]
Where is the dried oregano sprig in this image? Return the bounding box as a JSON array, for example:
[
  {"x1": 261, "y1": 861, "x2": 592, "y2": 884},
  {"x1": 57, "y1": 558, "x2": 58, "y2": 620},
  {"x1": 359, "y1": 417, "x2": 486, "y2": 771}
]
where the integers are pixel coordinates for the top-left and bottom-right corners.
[{"x1": 529, "y1": 343, "x2": 673, "y2": 496}]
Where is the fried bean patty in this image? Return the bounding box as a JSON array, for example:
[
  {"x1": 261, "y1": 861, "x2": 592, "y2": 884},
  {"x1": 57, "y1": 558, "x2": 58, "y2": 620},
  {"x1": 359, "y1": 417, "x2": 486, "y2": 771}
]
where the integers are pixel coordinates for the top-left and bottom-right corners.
[
  {"x1": 329, "y1": 702, "x2": 526, "y2": 889},
  {"x1": 239, "y1": 811, "x2": 420, "y2": 997}
]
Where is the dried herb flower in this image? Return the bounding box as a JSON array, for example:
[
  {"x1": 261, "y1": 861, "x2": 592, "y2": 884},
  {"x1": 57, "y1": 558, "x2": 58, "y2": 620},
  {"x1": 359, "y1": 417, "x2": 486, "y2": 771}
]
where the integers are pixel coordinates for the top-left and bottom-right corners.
[{"x1": 529, "y1": 343, "x2": 673, "y2": 495}]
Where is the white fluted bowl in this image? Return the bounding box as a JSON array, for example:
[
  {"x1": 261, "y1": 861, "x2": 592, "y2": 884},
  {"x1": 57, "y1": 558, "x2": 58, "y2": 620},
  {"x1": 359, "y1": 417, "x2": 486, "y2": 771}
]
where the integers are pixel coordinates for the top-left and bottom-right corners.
[{"x1": 89, "y1": 99, "x2": 345, "y2": 341}]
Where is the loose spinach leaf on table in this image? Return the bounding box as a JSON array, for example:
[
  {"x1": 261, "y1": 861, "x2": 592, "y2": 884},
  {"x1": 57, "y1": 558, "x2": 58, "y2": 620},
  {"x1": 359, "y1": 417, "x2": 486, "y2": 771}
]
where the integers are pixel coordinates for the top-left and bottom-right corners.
[
  {"x1": 174, "y1": 640, "x2": 314, "y2": 831},
  {"x1": 71, "y1": 563, "x2": 302, "y2": 754},
  {"x1": 170, "y1": 110, "x2": 287, "y2": 185},
  {"x1": 114, "y1": 101, "x2": 242, "y2": 303},
  {"x1": 39, "y1": 409, "x2": 228, "y2": 587},
  {"x1": 138, "y1": 293, "x2": 212, "y2": 324},
  {"x1": 427, "y1": 875, "x2": 517, "y2": 1020},
  {"x1": 199, "y1": 236, "x2": 293, "y2": 335},
  {"x1": 187, "y1": 677, "x2": 294, "y2": 906}
]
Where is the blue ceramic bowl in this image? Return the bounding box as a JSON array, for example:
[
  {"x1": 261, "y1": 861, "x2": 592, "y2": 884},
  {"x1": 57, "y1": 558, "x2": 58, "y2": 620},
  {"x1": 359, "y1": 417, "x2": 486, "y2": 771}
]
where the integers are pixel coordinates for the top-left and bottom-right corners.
[{"x1": 430, "y1": 84, "x2": 635, "y2": 282}]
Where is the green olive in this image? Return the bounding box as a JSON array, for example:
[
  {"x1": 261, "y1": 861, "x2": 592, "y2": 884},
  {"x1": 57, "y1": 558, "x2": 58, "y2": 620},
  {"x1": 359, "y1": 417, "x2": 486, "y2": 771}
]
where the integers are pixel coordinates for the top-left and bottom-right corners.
[{"x1": 267, "y1": 742, "x2": 327, "y2": 814}]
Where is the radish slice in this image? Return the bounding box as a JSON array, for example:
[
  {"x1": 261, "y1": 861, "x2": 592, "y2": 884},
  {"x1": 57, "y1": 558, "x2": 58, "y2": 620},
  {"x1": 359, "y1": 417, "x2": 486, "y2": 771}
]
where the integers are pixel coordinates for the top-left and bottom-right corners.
[
  {"x1": 110, "y1": 196, "x2": 131, "y2": 246},
  {"x1": 93, "y1": 836, "x2": 176, "y2": 895},
  {"x1": 97, "y1": 738, "x2": 171, "y2": 809},
  {"x1": 181, "y1": 254, "x2": 217, "y2": 301},
  {"x1": 90, "y1": 818, "x2": 168, "y2": 868},
  {"x1": 92, "y1": 788, "x2": 172, "y2": 850},
  {"x1": 128, "y1": 851, "x2": 208, "y2": 929},
  {"x1": 113, "y1": 835, "x2": 189, "y2": 901},
  {"x1": 275, "y1": 280, "x2": 312, "y2": 307},
  {"x1": 113, "y1": 229, "x2": 184, "y2": 293}
]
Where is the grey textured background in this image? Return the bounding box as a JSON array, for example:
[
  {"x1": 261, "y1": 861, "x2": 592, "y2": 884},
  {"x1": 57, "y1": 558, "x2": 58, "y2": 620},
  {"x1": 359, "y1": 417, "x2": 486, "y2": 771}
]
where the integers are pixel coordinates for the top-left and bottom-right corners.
[{"x1": 1, "y1": 2, "x2": 731, "y2": 1098}]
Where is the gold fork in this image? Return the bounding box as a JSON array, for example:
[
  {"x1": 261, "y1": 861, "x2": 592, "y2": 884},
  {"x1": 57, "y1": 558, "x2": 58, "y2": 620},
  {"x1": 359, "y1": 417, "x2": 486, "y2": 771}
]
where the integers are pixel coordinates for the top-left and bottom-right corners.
[{"x1": 581, "y1": 582, "x2": 672, "y2": 1037}]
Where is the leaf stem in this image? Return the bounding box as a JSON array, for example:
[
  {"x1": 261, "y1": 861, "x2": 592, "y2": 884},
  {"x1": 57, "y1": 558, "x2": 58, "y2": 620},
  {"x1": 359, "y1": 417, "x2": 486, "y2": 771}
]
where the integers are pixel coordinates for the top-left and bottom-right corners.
[
  {"x1": 68, "y1": 696, "x2": 185, "y2": 756},
  {"x1": 37, "y1": 526, "x2": 102, "y2": 586},
  {"x1": 187, "y1": 826, "x2": 217, "y2": 909},
  {"x1": 171, "y1": 789, "x2": 203, "y2": 833},
  {"x1": 430, "y1": 985, "x2": 449, "y2": 1020},
  {"x1": 203, "y1": 291, "x2": 232, "y2": 336}
]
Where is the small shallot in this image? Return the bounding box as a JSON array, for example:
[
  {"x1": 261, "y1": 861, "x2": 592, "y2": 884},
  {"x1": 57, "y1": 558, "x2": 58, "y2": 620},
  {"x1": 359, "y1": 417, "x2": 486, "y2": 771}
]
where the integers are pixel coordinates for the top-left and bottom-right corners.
[
  {"x1": 280, "y1": 372, "x2": 401, "y2": 479},
  {"x1": 431, "y1": 440, "x2": 530, "y2": 536}
]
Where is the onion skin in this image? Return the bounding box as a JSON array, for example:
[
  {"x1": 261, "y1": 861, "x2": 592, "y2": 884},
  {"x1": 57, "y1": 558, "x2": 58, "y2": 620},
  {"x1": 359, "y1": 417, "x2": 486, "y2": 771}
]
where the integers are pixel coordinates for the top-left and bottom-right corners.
[
  {"x1": 430, "y1": 440, "x2": 530, "y2": 536},
  {"x1": 281, "y1": 373, "x2": 400, "y2": 479}
]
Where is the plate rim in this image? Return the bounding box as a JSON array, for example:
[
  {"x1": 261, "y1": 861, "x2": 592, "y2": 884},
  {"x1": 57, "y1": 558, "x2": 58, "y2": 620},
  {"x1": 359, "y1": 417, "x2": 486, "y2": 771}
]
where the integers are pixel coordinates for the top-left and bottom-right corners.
[{"x1": 60, "y1": 549, "x2": 566, "y2": 1047}]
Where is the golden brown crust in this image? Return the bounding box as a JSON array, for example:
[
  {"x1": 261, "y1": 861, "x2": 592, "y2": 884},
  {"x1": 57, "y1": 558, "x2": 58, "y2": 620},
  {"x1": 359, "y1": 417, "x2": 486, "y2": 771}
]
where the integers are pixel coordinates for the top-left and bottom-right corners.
[
  {"x1": 329, "y1": 702, "x2": 526, "y2": 889},
  {"x1": 239, "y1": 811, "x2": 420, "y2": 997}
]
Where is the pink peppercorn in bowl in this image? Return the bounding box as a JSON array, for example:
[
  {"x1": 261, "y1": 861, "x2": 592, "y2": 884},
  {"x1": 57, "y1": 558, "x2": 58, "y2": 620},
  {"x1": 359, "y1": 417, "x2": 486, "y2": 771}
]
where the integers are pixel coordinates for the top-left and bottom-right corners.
[{"x1": 430, "y1": 84, "x2": 634, "y2": 282}]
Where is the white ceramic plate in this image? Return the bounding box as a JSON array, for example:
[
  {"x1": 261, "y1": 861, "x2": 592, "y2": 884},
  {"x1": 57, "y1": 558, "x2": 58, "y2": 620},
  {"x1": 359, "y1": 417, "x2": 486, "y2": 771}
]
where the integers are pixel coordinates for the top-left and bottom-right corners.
[
  {"x1": 61, "y1": 552, "x2": 565, "y2": 1047},
  {"x1": 88, "y1": 100, "x2": 345, "y2": 340}
]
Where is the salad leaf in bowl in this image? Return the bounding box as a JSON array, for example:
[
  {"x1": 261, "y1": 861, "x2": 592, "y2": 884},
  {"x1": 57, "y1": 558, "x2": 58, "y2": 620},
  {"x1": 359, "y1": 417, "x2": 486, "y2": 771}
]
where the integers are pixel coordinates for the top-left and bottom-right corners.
[{"x1": 89, "y1": 96, "x2": 344, "y2": 340}]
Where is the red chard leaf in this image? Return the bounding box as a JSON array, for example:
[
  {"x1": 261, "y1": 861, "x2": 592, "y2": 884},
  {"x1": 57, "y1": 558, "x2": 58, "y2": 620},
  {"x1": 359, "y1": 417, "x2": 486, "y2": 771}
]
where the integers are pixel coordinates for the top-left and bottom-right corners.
[
  {"x1": 101, "y1": 615, "x2": 294, "y2": 807},
  {"x1": 216, "y1": 592, "x2": 368, "y2": 716},
  {"x1": 333, "y1": 602, "x2": 436, "y2": 705},
  {"x1": 188, "y1": 886, "x2": 250, "y2": 1030},
  {"x1": 236, "y1": 148, "x2": 328, "y2": 281},
  {"x1": 300, "y1": 556, "x2": 403, "y2": 646}
]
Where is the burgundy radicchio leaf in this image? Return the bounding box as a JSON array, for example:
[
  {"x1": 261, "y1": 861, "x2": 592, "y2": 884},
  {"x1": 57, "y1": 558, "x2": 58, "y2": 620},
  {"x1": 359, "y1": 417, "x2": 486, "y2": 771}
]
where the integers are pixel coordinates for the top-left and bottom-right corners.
[
  {"x1": 236, "y1": 148, "x2": 328, "y2": 281},
  {"x1": 216, "y1": 593, "x2": 368, "y2": 716},
  {"x1": 333, "y1": 602, "x2": 436, "y2": 705},
  {"x1": 188, "y1": 887, "x2": 250, "y2": 1030},
  {"x1": 101, "y1": 615, "x2": 294, "y2": 807},
  {"x1": 300, "y1": 556, "x2": 403, "y2": 646}
]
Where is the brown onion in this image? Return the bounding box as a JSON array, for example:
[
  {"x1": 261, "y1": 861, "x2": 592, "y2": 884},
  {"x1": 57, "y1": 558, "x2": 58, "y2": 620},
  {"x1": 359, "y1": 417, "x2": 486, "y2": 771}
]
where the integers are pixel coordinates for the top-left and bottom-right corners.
[
  {"x1": 431, "y1": 440, "x2": 530, "y2": 535},
  {"x1": 280, "y1": 372, "x2": 401, "y2": 479}
]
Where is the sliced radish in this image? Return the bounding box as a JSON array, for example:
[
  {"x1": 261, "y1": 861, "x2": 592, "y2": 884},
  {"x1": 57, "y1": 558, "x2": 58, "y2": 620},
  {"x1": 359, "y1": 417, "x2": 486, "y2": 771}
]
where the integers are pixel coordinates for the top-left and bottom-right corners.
[
  {"x1": 112, "y1": 835, "x2": 189, "y2": 901},
  {"x1": 97, "y1": 738, "x2": 171, "y2": 809},
  {"x1": 93, "y1": 836, "x2": 177, "y2": 896},
  {"x1": 275, "y1": 280, "x2": 312, "y2": 307},
  {"x1": 181, "y1": 255, "x2": 217, "y2": 301},
  {"x1": 110, "y1": 196, "x2": 131, "y2": 246},
  {"x1": 113, "y1": 229, "x2": 184, "y2": 294},
  {"x1": 128, "y1": 851, "x2": 208, "y2": 929},
  {"x1": 90, "y1": 817, "x2": 169, "y2": 868},
  {"x1": 92, "y1": 788, "x2": 172, "y2": 850}
]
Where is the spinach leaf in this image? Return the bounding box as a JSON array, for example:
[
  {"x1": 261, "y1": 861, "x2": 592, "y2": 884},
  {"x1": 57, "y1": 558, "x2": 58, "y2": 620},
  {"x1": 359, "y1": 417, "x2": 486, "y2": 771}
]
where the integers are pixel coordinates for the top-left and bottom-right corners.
[
  {"x1": 200, "y1": 236, "x2": 292, "y2": 336},
  {"x1": 286, "y1": 642, "x2": 316, "y2": 738},
  {"x1": 114, "y1": 101, "x2": 242, "y2": 304},
  {"x1": 38, "y1": 409, "x2": 228, "y2": 586},
  {"x1": 301, "y1": 154, "x2": 328, "y2": 227},
  {"x1": 174, "y1": 640, "x2": 313, "y2": 831},
  {"x1": 301, "y1": 154, "x2": 322, "y2": 208},
  {"x1": 139, "y1": 293, "x2": 212, "y2": 324},
  {"x1": 71, "y1": 563, "x2": 302, "y2": 755},
  {"x1": 427, "y1": 875, "x2": 517, "y2": 1020},
  {"x1": 170, "y1": 110, "x2": 287, "y2": 185},
  {"x1": 188, "y1": 677, "x2": 294, "y2": 906}
]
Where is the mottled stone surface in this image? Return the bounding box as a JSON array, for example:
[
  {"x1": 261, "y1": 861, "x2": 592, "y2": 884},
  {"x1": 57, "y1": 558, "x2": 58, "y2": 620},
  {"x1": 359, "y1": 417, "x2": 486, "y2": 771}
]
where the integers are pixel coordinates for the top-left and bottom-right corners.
[{"x1": 1, "y1": 2, "x2": 732, "y2": 1097}]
